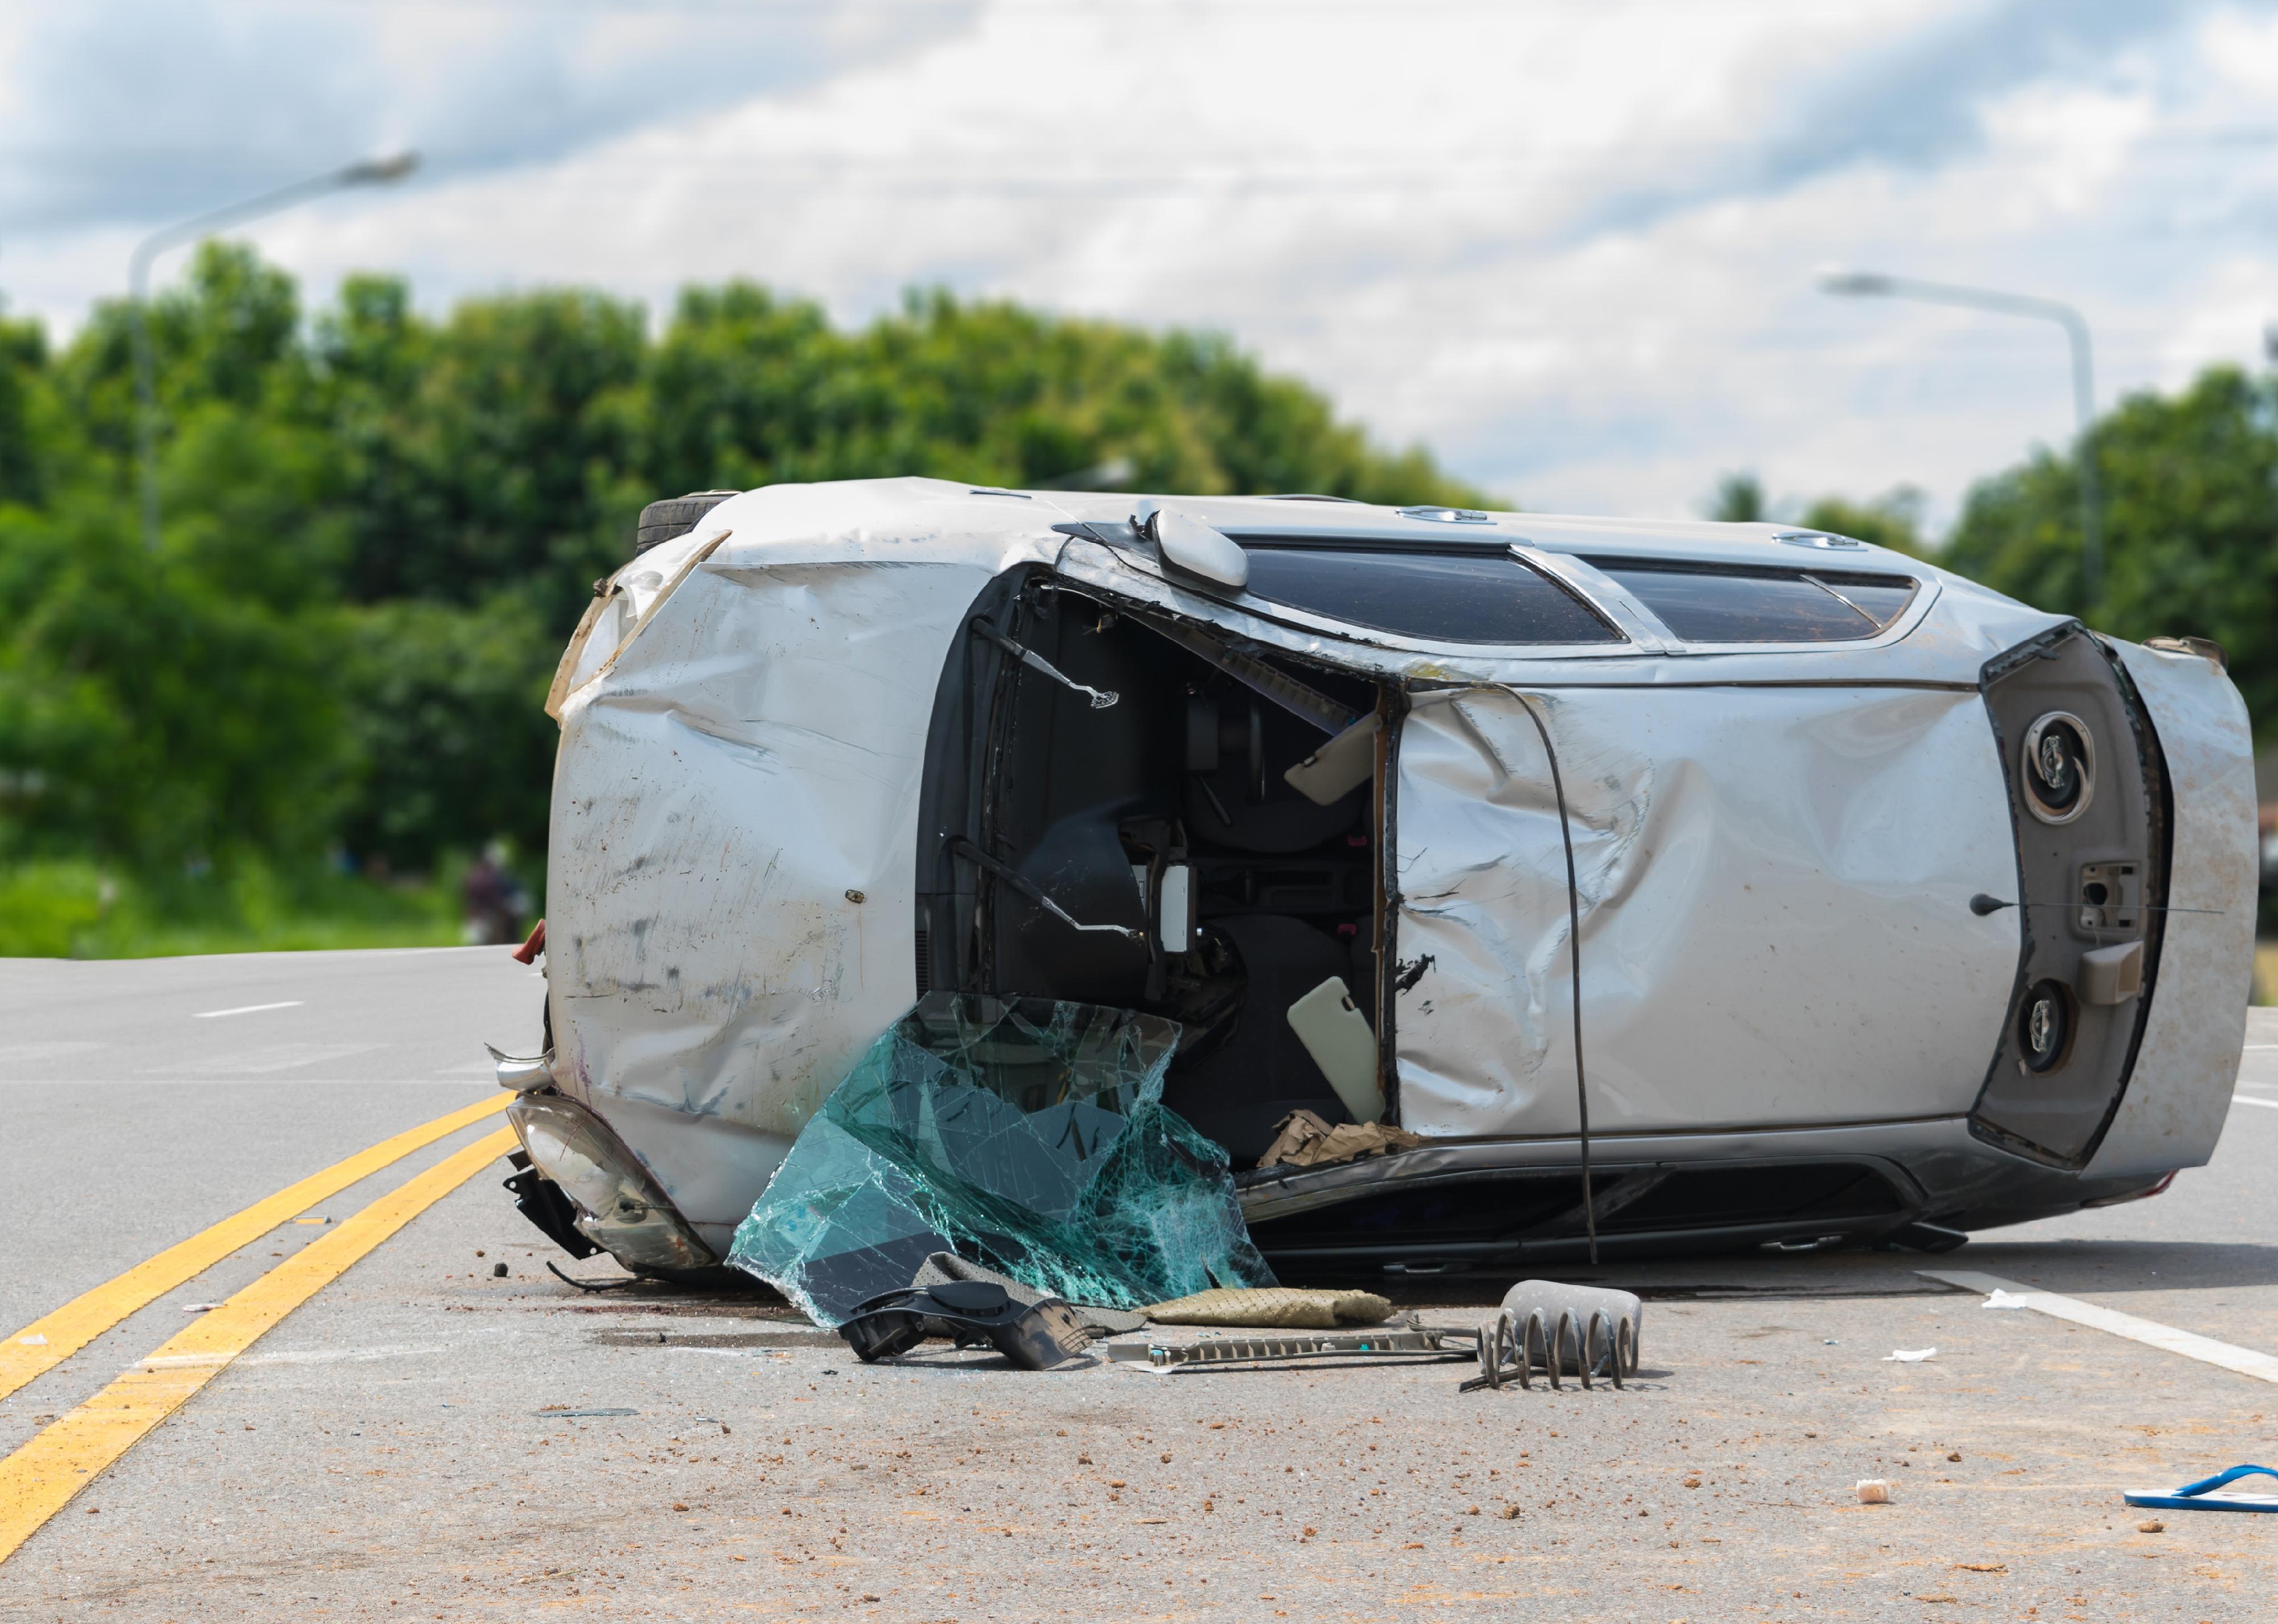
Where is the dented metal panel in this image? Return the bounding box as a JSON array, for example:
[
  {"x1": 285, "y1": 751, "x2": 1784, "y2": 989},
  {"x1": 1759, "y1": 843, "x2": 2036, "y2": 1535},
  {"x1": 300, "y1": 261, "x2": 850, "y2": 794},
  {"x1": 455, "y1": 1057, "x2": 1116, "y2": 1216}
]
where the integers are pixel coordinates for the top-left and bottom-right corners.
[
  {"x1": 2084, "y1": 640, "x2": 2257, "y2": 1177},
  {"x1": 1392, "y1": 684, "x2": 2020, "y2": 1138},
  {"x1": 546, "y1": 483, "x2": 1056, "y2": 1252}
]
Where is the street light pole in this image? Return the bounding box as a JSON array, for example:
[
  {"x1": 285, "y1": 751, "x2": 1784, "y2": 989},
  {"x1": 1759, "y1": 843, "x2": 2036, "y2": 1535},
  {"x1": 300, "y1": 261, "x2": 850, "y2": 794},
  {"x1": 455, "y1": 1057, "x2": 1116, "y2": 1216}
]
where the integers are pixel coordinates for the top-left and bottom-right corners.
[
  {"x1": 128, "y1": 152, "x2": 418, "y2": 552},
  {"x1": 1819, "y1": 270, "x2": 2102, "y2": 613}
]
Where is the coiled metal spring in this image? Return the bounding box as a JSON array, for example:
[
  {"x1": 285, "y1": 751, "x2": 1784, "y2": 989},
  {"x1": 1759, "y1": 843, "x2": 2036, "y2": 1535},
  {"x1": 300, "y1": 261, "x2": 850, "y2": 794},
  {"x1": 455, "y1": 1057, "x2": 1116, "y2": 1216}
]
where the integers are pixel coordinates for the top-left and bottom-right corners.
[{"x1": 1462, "y1": 1307, "x2": 1635, "y2": 1392}]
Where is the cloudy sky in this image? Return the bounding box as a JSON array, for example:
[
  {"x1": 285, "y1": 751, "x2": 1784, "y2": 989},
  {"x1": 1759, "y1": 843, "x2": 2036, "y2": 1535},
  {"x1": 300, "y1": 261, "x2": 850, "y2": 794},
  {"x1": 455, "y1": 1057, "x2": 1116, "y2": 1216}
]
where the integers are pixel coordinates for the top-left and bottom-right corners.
[{"x1": 5, "y1": 0, "x2": 2277, "y2": 530}]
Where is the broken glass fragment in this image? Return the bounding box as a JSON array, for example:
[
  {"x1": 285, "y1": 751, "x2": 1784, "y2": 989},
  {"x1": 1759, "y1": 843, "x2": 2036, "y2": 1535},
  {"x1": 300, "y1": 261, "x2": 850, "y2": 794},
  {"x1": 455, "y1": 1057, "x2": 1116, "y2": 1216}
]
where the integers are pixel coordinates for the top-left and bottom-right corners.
[{"x1": 727, "y1": 993, "x2": 1277, "y2": 1326}]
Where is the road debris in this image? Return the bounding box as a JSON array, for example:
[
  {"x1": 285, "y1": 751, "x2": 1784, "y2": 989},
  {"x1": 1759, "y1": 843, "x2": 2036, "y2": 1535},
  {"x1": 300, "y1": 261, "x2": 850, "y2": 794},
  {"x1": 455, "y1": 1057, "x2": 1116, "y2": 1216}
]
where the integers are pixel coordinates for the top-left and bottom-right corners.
[
  {"x1": 1883, "y1": 1347, "x2": 1938, "y2": 1362},
  {"x1": 2123, "y1": 1464, "x2": 2278, "y2": 1513},
  {"x1": 1109, "y1": 1316, "x2": 1475, "y2": 1374},
  {"x1": 913, "y1": 1252, "x2": 1144, "y2": 1335},
  {"x1": 1145, "y1": 1286, "x2": 1391, "y2": 1328},
  {"x1": 1856, "y1": 1479, "x2": 1893, "y2": 1504},
  {"x1": 1254, "y1": 1109, "x2": 1423, "y2": 1170},
  {"x1": 1465, "y1": 1280, "x2": 1643, "y2": 1390},
  {"x1": 839, "y1": 1280, "x2": 1094, "y2": 1370}
]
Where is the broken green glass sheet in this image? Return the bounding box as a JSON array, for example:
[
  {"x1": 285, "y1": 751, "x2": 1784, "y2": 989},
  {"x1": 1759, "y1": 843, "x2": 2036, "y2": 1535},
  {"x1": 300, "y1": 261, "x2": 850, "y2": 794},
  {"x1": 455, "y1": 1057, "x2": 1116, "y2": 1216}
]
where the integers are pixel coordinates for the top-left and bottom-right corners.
[{"x1": 727, "y1": 993, "x2": 1277, "y2": 1327}]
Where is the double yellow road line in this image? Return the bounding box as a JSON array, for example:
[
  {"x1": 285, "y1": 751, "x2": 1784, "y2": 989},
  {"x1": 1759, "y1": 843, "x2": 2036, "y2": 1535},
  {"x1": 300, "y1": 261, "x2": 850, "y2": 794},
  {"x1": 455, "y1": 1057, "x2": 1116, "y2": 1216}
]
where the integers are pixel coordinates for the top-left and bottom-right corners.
[{"x1": 0, "y1": 1097, "x2": 518, "y2": 1565}]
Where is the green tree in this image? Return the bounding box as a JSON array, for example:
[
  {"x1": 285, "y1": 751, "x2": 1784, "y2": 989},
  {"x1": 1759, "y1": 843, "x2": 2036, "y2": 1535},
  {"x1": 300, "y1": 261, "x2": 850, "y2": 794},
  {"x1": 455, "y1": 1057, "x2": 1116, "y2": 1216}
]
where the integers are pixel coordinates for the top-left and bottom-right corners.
[
  {"x1": 339, "y1": 594, "x2": 559, "y2": 866},
  {"x1": 0, "y1": 493, "x2": 352, "y2": 866},
  {"x1": 56, "y1": 242, "x2": 311, "y2": 472},
  {"x1": 0, "y1": 311, "x2": 52, "y2": 508},
  {"x1": 1945, "y1": 365, "x2": 2278, "y2": 732},
  {"x1": 1800, "y1": 488, "x2": 1927, "y2": 556},
  {"x1": 633, "y1": 285, "x2": 1485, "y2": 508},
  {"x1": 1709, "y1": 471, "x2": 1765, "y2": 523},
  {"x1": 316, "y1": 280, "x2": 646, "y2": 615}
]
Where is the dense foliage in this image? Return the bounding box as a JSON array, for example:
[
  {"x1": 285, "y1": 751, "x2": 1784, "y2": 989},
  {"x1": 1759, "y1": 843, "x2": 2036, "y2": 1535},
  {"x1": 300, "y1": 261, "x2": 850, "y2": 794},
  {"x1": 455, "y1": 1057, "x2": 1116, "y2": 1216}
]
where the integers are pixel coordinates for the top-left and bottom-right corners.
[
  {"x1": 1945, "y1": 365, "x2": 2278, "y2": 730},
  {"x1": 1709, "y1": 470, "x2": 1930, "y2": 556},
  {"x1": 0, "y1": 243, "x2": 1482, "y2": 896}
]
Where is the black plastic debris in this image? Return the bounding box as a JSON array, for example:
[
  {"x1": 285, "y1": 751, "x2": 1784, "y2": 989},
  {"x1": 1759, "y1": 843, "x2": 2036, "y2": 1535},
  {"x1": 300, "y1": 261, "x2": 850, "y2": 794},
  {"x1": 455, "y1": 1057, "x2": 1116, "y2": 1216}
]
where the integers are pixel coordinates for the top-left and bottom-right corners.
[
  {"x1": 913, "y1": 1251, "x2": 1146, "y2": 1336},
  {"x1": 839, "y1": 1279, "x2": 1094, "y2": 1370}
]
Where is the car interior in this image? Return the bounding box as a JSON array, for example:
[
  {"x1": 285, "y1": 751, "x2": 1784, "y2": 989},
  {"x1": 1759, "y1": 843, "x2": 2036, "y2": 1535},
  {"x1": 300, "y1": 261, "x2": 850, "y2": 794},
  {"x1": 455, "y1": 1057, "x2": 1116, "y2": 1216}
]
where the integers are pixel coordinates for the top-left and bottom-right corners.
[{"x1": 914, "y1": 569, "x2": 1393, "y2": 1164}]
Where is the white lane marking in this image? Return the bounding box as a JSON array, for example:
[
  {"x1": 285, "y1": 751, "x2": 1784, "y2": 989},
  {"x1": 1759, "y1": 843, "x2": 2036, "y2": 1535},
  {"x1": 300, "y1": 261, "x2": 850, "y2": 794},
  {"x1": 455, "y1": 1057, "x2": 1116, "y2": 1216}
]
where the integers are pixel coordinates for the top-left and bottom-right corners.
[
  {"x1": 191, "y1": 1001, "x2": 304, "y2": 1019},
  {"x1": 1921, "y1": 1270, "x2": 2278, "y2": 1386},
  {"x1": 2232, "y1": 1095, "x2": 2278, "y2": 1111}
]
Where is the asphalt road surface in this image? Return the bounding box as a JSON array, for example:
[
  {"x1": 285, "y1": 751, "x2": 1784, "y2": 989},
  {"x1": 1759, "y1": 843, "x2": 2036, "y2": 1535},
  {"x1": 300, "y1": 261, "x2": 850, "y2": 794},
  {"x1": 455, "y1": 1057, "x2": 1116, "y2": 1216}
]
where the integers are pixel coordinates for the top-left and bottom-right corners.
[{"x1": 2, "y1": 948, "x2": 2275, "y2": 1621}]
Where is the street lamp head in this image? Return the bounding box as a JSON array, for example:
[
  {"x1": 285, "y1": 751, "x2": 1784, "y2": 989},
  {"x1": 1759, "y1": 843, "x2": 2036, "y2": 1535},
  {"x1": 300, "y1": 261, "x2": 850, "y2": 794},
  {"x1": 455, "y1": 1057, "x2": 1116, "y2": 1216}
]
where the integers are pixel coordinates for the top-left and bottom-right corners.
[
  {"x1": 341, "y1": 151, "x2": 420, "y2": 186},
  {"x1": 1817, "y1": 268, "x2": 1896, "y2": 297}
]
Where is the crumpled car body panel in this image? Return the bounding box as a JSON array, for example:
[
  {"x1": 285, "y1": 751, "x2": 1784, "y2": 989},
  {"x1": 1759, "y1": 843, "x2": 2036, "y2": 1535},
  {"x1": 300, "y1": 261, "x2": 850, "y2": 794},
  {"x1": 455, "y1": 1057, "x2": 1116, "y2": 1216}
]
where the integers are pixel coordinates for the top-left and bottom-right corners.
[{"x1": 548, "y1": 484, "x2": 1018, "y2": 1251}]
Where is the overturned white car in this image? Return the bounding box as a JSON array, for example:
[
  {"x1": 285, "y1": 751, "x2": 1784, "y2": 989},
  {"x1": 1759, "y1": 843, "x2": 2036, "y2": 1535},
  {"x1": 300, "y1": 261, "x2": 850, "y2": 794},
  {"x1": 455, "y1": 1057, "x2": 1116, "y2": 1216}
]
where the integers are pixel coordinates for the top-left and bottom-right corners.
[{"x1": 496, "y1": 479, "x2": 2256, "y2": 1284}]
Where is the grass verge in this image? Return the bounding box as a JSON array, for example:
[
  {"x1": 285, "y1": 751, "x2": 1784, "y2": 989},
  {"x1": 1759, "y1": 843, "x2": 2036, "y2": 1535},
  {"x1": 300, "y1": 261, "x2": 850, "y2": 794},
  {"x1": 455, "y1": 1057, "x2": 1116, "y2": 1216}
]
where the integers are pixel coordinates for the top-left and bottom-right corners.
[{"x1": 0, "y1": 857, "x2": 479, "y2": 958}]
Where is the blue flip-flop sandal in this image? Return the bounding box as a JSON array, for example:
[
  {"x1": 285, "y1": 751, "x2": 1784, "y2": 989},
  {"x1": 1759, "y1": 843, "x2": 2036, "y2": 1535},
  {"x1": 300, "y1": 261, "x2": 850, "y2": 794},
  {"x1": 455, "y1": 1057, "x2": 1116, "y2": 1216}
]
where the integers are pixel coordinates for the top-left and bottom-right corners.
[{"x1": 2125, "y1": 1464, "x2": 2278, "y2": 1513}]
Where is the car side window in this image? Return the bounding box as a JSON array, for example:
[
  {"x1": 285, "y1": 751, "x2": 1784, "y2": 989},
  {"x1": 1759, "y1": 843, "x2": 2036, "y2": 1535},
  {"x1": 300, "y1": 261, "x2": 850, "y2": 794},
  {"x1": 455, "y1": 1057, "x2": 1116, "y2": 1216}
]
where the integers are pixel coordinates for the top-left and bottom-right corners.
[
  {"x1": 1587, "y1": 560, "x2": 1917, "y2": 643},
  {"x1": 1237, "y1": 545, "x2": 1624, "y2": 645}
]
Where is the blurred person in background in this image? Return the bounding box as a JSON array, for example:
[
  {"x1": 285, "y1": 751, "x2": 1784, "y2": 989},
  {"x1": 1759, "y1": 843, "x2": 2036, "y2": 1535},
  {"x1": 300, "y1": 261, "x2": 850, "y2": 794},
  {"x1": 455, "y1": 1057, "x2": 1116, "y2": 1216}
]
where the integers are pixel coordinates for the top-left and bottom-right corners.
[{"x1": 462, "y1": 841, "x2": 528, "y2": 945}]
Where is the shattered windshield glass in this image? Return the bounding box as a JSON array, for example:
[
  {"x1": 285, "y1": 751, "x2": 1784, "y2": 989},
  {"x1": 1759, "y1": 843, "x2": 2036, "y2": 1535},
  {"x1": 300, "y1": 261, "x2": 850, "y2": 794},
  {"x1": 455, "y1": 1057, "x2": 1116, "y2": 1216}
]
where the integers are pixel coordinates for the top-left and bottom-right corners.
[{"x1": 727, "y1": 993, "x2": 1277, "y2": 1326}]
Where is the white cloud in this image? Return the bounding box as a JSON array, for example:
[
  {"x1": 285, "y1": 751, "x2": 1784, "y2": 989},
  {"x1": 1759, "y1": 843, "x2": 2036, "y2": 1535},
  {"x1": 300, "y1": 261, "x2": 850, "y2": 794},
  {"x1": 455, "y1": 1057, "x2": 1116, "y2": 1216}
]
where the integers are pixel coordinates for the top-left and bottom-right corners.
[{"x1": 5, "y1": 0, "x2": 2276, "y2": 533}]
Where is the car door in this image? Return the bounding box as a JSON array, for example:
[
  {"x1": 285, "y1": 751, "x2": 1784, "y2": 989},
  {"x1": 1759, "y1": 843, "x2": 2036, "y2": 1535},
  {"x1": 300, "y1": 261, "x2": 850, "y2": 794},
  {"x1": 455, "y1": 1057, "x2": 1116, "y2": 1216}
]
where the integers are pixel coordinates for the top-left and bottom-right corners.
[{"x1": 1390, "y1": 683, "x2": 2022, "y2": 1139}]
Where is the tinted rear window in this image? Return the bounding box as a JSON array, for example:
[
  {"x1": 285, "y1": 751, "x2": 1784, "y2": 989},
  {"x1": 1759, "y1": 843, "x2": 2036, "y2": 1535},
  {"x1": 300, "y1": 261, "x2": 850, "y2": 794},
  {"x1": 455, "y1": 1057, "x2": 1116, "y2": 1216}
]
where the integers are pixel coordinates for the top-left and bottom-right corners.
[
  {"x1": 1239, "y1": 546, "x2": 1622, "y2": 644},
  {"x1": 1590, "y1": 560, "x2": 1917, "y2": 643}
]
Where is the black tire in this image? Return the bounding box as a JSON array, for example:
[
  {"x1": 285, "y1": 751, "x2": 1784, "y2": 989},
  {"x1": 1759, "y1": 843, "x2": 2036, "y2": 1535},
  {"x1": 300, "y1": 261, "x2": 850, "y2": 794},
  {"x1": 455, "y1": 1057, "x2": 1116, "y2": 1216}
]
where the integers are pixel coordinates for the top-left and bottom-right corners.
[{"x1": 633, "y1": 489, "x2": 739, "y2": 557}]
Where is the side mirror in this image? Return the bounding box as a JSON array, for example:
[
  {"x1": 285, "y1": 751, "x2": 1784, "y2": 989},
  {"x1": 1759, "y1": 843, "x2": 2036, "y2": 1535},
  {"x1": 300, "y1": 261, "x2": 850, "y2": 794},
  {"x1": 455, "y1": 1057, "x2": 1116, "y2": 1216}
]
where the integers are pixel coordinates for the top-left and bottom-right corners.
[
  {"x1": 1156, "y1": 863, "x2": 1194, "y2": 954},
  {"x1": 1135, "y1": 500, "x2": 1250, "y2": 591}
]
